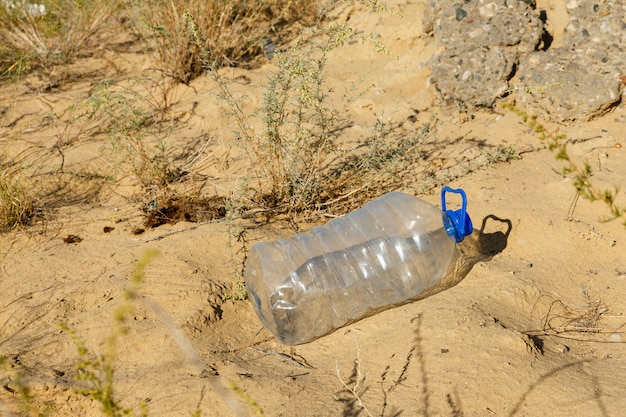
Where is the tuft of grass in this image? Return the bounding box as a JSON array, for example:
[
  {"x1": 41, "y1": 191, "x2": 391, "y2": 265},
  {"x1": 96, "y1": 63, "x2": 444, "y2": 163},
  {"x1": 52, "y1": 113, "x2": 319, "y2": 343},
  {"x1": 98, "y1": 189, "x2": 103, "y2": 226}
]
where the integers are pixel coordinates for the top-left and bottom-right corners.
[
  {"x1": 0, "y1": 163, "x2": 39, "y2": 232},
  {"x1": 128, "y1": 0, "x2": 320, "y2": 83},
  {"x1": 503, "y1": 103, "x2": 626, "y2": 227},
  {"x1": 0, "y1": 0, "x2": 121, "y2": 78}
]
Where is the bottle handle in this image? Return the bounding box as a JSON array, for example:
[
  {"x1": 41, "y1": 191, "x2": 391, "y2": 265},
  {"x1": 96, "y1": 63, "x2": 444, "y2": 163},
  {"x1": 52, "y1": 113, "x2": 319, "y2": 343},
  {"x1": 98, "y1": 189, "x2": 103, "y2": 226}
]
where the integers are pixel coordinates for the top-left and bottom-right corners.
[{"x1": 441, "y1": 186, "x2": 473, "y2": 243}]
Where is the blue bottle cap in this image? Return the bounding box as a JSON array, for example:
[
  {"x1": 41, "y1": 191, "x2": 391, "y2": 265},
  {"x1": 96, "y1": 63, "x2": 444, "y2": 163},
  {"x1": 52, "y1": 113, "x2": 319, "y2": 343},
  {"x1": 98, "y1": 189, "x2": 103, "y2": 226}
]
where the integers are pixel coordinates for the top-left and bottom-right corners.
[{"x1": 441, "y1": 186, "x2": 473, "y2": 243}]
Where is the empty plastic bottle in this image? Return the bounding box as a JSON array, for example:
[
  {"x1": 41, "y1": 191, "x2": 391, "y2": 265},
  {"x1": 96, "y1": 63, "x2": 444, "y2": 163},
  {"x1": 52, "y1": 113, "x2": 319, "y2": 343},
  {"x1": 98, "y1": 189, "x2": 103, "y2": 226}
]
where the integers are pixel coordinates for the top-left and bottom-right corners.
[{"x1": 245, "y1": 186, "x2": 473, "y2": 345}]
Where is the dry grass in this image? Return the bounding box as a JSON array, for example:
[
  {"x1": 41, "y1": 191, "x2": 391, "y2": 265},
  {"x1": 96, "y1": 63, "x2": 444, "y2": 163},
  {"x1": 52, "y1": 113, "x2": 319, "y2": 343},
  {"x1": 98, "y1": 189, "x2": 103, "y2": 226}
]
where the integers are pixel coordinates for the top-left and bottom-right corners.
[
  {"x1": 0, "y1": 0, "x2": 120, "y2": 77},
  {"x1": 185, "y1": 10, "x2": 435, "y2": 221},
  {"x1": 130, "y1": 0, "x2": 320, "y2": 83},
  {"x1": 526, "y1": 287, "x2": 617, "y2": 343},
  {"x1": 0, "y1": 0, "x2": 328, "y2": 232},
  {"x1": 0, "y1": 0, "x2": 419, "y2": 228},
  {"x1": 0, "y1": 160, "x2": 39, "y2": 232},
  {"x1": 538, "y1": 289, "x2": 608, "y2": 335},
  {"x1": 0, "y1": 0, "x2": 319, "y2": 81}
]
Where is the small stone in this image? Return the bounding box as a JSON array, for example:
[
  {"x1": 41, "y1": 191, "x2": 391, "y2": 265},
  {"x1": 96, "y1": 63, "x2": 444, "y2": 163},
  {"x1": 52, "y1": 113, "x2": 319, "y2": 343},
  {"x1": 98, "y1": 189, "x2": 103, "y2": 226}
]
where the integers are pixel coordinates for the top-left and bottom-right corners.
[
  {"x1": 63, "y1": 234, "x2": 83, "y2": 244},
  {"x1": 455, "y1": 8, "x2": 468, "y2": 21},
  {"x1": 263, "y1": 38, "x2": 276, "y2": 61},
  {"x1": 600, "y1": 21, "x2": 611, "y2": 33},
  {"x1": 479, "y1": 3, "x2": 498, "y2": 18},
  {"x1": 468, "y1": 28, "x2": 483, "y2": 38},
  {"x1": 556, "y1": 344, "x2": 570, "y2": 353}
]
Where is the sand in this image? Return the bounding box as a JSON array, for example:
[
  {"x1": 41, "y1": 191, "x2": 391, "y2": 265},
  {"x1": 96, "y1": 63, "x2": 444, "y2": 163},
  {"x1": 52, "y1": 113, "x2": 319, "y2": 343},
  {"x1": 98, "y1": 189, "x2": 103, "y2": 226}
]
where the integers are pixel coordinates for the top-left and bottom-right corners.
[{"x1": 1, "y1": 1, "x2": 625, "y2": 416}]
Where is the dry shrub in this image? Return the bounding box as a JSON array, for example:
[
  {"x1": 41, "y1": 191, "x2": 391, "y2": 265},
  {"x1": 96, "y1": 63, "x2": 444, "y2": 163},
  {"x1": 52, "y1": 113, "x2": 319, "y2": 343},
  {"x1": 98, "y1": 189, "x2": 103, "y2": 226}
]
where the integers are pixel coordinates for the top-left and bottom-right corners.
[
  {"x1": 0, "y1": 164, "x2": 38, "y2": 231},
  {"x1": 183, "y1": 6, "x2": 433, "y2": 221},
  {"x1": 541, "y1": 294, "x2": 608, "y2": 334},
  {"x1": 529, "y1": 287, "x2": 610, "y2": 337},
  {"x1": 0, "y1": 0, "x2": 121, "y2": 76},
  {"x1": 131, "y1": 0, "x2": 320, "y2": 83},
  {"x1": 0, "y1": 144, "x2": 110, "y2": 232}
]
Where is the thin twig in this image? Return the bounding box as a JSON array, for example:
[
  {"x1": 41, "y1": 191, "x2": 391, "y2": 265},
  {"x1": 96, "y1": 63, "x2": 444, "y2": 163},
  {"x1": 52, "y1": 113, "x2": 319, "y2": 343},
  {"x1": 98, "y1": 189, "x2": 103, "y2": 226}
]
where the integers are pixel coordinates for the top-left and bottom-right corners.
[
  {"x1": 249, "y1": 347, "x2": 313, "y2": 369},
  {"x1": 335, "y1": 345, "x2": 374, "y2": 417},
  {"x1": 130, "y1": 220, "x2": 213, "y2": 243}
]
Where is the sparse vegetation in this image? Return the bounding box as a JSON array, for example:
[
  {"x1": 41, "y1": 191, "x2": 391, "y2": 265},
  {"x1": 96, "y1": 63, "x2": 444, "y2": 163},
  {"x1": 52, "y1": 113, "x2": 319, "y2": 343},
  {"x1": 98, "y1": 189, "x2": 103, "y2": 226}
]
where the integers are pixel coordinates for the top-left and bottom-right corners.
[
  {"x1": 504, "y1": 103, "x2": 626, "y2": 226},
  {"x1": 59, "y1": 249, "x2": 159, "y2": 417},
  {"x1": 128, "y1": 0, "x2": 320, "y2": 83},
  {"x1": 184, "y1": 8, "x2": 433, "y2": 220},
  {"x1": 1, "y1": 0, "x2": 625, "y2": 416},
  {"x1": 76, "y1": 80, "x2": 181, "y2": 188}
]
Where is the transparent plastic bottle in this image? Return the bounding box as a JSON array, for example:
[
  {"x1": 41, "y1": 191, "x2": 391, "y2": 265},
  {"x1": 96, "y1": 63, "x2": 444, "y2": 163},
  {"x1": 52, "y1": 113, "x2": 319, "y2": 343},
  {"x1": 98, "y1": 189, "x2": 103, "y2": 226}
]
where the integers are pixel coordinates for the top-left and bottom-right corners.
[{"x1": 245, "y1": 186, "x2": 473, "y2": 345}]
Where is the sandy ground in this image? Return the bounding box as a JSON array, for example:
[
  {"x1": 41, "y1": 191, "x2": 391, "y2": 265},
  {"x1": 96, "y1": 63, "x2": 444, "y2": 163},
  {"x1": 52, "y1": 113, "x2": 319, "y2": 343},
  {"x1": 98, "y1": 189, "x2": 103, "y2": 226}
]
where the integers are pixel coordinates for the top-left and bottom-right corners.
[{"x1": 1, "y1": 1, "x2": 626, "y2": 416}]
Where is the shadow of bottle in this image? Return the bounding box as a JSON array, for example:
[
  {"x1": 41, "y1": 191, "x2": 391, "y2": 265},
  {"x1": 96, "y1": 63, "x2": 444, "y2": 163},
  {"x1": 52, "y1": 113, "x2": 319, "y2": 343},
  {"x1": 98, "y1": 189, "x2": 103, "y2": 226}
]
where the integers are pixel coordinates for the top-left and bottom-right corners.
[
  {"x1": 471, "y1": 214, "x2": 512, "y2": 259},
  {"x1": 417, "y1": 214, "x2": 512, "y2": 300}
]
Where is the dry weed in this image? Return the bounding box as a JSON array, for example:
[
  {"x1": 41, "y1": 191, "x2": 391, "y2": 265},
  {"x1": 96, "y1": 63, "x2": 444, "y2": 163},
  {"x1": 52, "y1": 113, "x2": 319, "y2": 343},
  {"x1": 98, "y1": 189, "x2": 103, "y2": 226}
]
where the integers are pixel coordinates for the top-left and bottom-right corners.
[
  {"x1": 130, "y1": 0, "x2": 320, "y2": 83},
  {"x1": 185, "y1": 8, "x2": 436, "y2": 222},
  {"x1": 0, "y1": 162, "x2": 39, "y2": 232},
  {"x1": 526, "y1": 287, "x2": 621, "y2": 343},
  {"x1": 0, "y1": 0, "x2": 120, "y2": 77},
  {"x1": 336, "y1": 345, "x2": 374, "y2": 417},
  {"x1": 540, "y1": 289, "x2": 608, "y2": 334}
]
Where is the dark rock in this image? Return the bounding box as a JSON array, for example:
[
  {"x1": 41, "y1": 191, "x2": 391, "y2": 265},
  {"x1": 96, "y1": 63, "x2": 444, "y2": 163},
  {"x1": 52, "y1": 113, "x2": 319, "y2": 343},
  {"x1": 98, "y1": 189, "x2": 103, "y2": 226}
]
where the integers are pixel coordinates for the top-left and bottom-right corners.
[{"x1": 455, "y1": 7, "x2": 468, "y2": 21}]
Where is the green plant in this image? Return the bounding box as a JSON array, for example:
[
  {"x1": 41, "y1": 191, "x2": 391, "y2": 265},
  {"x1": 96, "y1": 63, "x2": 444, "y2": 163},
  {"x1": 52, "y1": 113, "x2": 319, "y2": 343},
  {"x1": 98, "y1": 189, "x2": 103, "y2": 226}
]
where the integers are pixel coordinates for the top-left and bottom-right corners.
[
  {"x1": 221, "y1": 280, "x2": 248, "y2": 302},
  {"x1": 59, "y1": 249, "x2": 159, "y2": 417},
  {"x1": 488, "y1": 144, "x2": 521, "y2": 164},
  {"x1": 230, "y1": 382, "x2": 264, "y2": 416},
  {"x1": 503, "y1": 103, "x2": 626, "y2": 226}
]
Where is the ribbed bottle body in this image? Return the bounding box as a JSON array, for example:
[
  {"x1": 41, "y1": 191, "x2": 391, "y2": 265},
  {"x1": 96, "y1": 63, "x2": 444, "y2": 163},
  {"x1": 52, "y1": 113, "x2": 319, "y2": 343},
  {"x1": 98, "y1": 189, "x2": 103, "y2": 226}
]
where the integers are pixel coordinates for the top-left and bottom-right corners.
[{"x1": 245, "y1": 192, "x2": 456, "y2": 345}]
